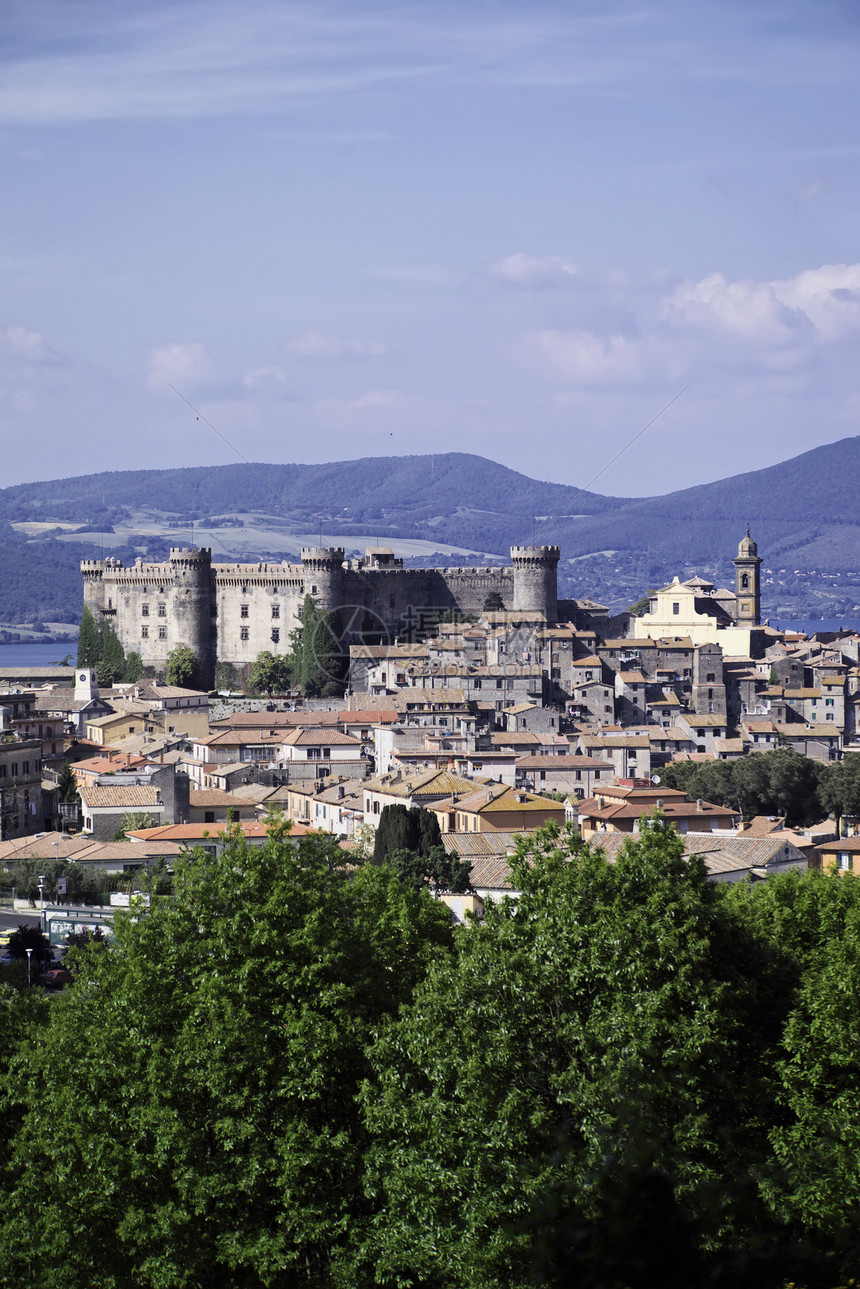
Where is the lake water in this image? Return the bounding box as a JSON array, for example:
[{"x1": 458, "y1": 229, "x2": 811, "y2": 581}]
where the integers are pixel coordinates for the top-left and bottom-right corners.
[
  {"x1": 774, "y1": 619, "x2": 860, "y2": 636},
  {"x1": 0, "y1": 640, "x2": 78, "y2": 669}
]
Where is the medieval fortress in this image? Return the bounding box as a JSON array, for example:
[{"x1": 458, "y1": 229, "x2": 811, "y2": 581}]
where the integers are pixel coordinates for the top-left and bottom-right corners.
[{"x1": 81, "y1": 544, "x2": 562, "y2": 684}]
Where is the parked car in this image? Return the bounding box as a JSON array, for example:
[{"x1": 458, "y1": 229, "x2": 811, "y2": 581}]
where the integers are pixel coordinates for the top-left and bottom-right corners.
[{"x1": 44, "y1": 966, "x2": 74, "y2": 989}]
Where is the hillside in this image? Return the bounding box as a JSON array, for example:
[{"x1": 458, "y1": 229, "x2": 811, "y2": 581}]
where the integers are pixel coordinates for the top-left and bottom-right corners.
[{"x1": 2, "y1": 439, "x2": 860, "y2": 633}]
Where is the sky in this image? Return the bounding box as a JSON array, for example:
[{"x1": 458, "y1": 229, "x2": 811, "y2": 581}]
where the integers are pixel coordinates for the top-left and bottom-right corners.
[{"x1": 2, "y1": 0, "x2": 859, "y2": 497}]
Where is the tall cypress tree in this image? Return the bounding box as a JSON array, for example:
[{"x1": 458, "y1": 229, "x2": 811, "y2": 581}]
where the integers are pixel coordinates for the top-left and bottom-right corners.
[{"x1": 77, "y1": 607, "x2": 101, "y2": 669}]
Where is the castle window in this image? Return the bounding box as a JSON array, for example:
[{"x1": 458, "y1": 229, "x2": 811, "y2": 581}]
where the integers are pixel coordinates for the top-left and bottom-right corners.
[
  {"x1": 158, "y1": 603, "x2": 166, "y2": 617},
  {"x1": 241, "y1": 627, "x2": 249, "y2": 641},
  {"x1": 271, "y1": 629, "x2": 280, "y2": 644},
  {"x1": 706, "y1": 672, "x2": 715, "y2": 682},
  {"x1": 141, "y1": 626, "x2": 149, "y2": 639},
  {"x1": 158, "y1": 626, "x2": 167, "y2": 639},
  {"x1": 272, "y1": 604, "x2": 280, "y2": 619},
  {"x1": 142, "y1": 604, "x2": 149, "y2": 617},
  {"x1": 240, "y1": 604, "x2": 249, "y2": 619}
]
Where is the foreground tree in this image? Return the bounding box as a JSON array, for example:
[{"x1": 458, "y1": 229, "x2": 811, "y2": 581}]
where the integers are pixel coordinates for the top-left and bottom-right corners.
[
  {"x1": 359, "y1": 820, "x2": 792, "y2": 1287},
  {"x1": 0, "y1": 823, "x2": 453, "y2": 1287}
]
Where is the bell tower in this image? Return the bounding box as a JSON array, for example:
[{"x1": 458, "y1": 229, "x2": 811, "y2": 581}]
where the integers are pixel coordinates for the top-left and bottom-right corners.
[{"x1": 732, "y1": 530, "x2": 761, "y2": 626}]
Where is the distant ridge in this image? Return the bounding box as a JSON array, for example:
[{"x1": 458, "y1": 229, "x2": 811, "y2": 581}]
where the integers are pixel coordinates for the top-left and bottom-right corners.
[{"x1": 2, "y1": 437, "x2": 860, "y2": 625}]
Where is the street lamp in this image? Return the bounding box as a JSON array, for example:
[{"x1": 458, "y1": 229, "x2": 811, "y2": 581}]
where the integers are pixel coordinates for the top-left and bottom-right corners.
[
  {"x1": 37, "y1": 874, "x2": 45, "y2": 909},
  {"x1": 25, "y1": 947, "x2": 32, "y2": 987}
]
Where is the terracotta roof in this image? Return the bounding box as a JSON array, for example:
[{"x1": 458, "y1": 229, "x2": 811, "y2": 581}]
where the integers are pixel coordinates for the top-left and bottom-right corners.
[
  {"x1": 78, "y1": 784, "x2": 162, "y2": 809},
  {"x1": 189, "y1": 790, "x2": 252, "y2": 807},
  {"x1": 126, "y1": 820, "x2": 322, "y2": 842},
  {"x1": 280, "y1": 728, "x2": 361, "y2": 747},
  {"x1": 435, "y1": 784, "x2": 565, "y2": 815}
]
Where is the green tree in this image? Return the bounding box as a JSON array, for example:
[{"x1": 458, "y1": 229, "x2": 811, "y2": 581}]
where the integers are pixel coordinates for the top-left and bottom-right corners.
[
  {"x1": 300, "y1": 596, "x2": 346, "y2": 697},
  {"x1": 819, "y1": 752, "x2": 860, "y2": 832},
  {"x1": 482, "y1": 590, "x2": 505, "y2": 612},
  {"x1": 384, "y1": 843, "x2": 472, "y2": 894},
  {"x1": 165, "y1": 641, "x2": 201, "y2": 688},
  {"x1": 359, "y1": 819, "x2": 786, "y2": 1285},
  {"x1": 98, "y1": 619, "x2": 127, "y2": 687},
  {"x1": 56, "y1": 759, "x2": 79, "y2": 805},
  {"x1": 5, "y1": 925, "x2": 52, "y2": 967},
  {"x1": 373, "y1": 803, "x2": 444, "y2": 866},
  {"x1": 113, "y1": 811, "x2": 157, "y2": 841},
  {"x1": 0, "y1": 823, "x2": 453, "y2": 1287},
  {"x1": 123, "y1": 650, "x2": 144, "y2": 683},
  {"x1": 248, "y1": 649, "x2": 293, "y2": 696},
  {"x1": 76, "y1": 605, "x2": 100, "y2": 669}
]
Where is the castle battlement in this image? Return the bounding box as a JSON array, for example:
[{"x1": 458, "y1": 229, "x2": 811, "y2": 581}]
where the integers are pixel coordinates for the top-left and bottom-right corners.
[{"x1": 80, "y1": 543, "x2": 558, "y2": 684}]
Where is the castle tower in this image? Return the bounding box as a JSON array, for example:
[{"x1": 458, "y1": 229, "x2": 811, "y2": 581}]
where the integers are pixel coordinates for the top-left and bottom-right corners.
[
  {"x1": 510, "y1": 546, "x2": 560, "y2": 620},
  {"x1": 301, "y1": 548, "x2": 346, "y2": 613},
  {"x1": 169, "y1": 547, "x2": 214, "y2": 686},
  {"x1": 732, "y1": 530, "x2": 761, "y2": 626},
  {"x1": 80, "y1": 559, "x2": 106, "y2": 619}
]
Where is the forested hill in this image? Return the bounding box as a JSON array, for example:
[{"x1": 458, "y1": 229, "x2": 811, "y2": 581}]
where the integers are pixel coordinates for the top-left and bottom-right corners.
[
  {"x1": 0, "y1": 454, "x2": 623, "y2": 530},
  {"x1": 3, "y1": 437, "x2": 860, "y2": 628}
]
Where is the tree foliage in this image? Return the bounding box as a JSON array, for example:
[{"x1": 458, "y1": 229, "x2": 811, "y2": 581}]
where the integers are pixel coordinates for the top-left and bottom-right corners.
[
  {"x1": 299, "y1": 596, "x2": 347, "y2": 697},
  {"x1": 0, "y1": 824, "x2": 453, "y2": 1287},
  {"x1": 56, "y1": 759, "x2": 79, "y2": 804},
  {"x1": 660, "y1": 748, "x2": 825, "y2": 827},
  {"x1": 165, "y1": 641, "x2": 201, "y2": 688},
  {"x1": 248, "y1": 649, "x2": 293, "y2": 696},
  {"x1": 6, "y1": 822, "x2": 860, "y2": 1284}
]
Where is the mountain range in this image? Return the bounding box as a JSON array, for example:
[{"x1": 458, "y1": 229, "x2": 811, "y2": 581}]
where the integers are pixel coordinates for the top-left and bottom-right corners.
[{"x1": 2, "y1": 436, "x2": 860, "y2": 633}]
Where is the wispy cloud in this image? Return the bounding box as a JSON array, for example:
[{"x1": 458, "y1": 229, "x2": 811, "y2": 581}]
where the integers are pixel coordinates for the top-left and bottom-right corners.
[
  {"x1": 0, "y1": 324, "x2": 68, "y2": 367},
  {"x1": 285, "y1": 330, "x2": 389, "y2": 359},
  {"x1": 6, "y1": 0, "x2": 847, "y2": 126}
]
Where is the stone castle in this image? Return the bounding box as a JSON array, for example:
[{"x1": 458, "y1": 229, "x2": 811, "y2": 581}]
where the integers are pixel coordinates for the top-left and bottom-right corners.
[{"x1": 81, "y1": 544, "x2": 562, "y2": 685}]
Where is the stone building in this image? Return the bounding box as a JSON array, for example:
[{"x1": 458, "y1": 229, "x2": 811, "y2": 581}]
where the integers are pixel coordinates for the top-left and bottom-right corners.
[{"x1": 82, "y1": 544, "x2": 561, "y2": 687}]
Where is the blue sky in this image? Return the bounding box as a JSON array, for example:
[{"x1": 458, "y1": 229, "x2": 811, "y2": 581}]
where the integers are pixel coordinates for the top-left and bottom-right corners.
[{"x1": 2, "y1": 0, "x2": 859, "y2": 495}]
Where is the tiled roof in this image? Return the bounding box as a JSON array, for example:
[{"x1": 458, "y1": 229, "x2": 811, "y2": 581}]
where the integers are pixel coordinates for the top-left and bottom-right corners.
[
  {"x1": 78, "y1": 784, "x2": 162, "y2": 808},
  {"x1": 280, "y1": 728, "x2": 361, "y2": 747},
  {"x1": 189, "y1": 790, "x2": 251, "y2": 807}
]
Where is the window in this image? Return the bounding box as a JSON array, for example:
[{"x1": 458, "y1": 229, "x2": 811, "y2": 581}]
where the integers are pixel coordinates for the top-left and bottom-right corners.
[
  {"x1": 271, "y1": 629, "x2": 280, "y2": 644},
  {"x1": 706, "y1": 672, "x2": 715, "y2": 682},
  {"x1": 672, "y1": 602, "x2": 680, "y2": 615},
  {"x1": 840, "y1": 852, "x2": 851, "y2": 870},
  {"x1": 826, "y1": 698, "x2": 835, "y2": 706},
  {"x1": 0, "y1": 766, "x2": 5, "y2": 779},
  {"x1": 158, "y1": 626, "x2": 167, "y2": 640},
  {"x1": 240, "y1": 604, "x2": 249, "y2": 619},
  {"x1": 141, "y1": 626, "x2": 149, "y2": 639},
  {"x1": 741, "y1": 573, "x2": 749, "y2": 589},
  {"x1": 827, "y1": 713, "x2": 834, "y2": 721},
  {"x1": 22, "y1": 761, "x2": 29, "y2": 775},
  {"x1": 241, "y1": 627, "x2": 249, "y2": 641},
  {"x1": 157, "y1": 603, "x2": 166, "y2": 617},
  {"x1": 142, "y1": 604, "x2": 149, "y2": 617},
  {"x1": 204, "y1": 811, "x2": 215, "y2": 823},
  {"x1": 271, "y1": 604, "x2": 280, "y2": 619}
]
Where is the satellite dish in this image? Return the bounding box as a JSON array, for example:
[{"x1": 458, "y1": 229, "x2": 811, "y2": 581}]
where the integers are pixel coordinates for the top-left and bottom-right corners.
[{"x1": 651, "y1": 774, "x2": 661, "y2": 785}]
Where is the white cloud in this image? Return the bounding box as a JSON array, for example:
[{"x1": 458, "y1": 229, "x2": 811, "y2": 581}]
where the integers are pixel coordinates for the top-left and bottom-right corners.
[
  {"x1": 285, "y1": 330, "x2": 388, "y2": 359},
  {"x1": 346, "y1": 389, "x2": 399, "y2": 411},
  {"x1": 243, "y1": 365, "x2": 288, "y2": 388},
  {"x1": 663, "y1": 263, "x2": 860, "y2": 345},
  {"x1": 147, "y1": 341, "x2": 217, "y2": 391},
  {"x1": 485, "y1": 253, "x2": 580, "y2": 290},
  {"x1": 0, "y1": 324, "x2": 66, "y2": 366},
  {"x1": 527, "y1": 328, "x2": 642, "y2": 383}
]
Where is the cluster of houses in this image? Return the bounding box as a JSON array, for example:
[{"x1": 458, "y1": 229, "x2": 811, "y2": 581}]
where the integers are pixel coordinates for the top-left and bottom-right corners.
[{"x1": 1, "y1": 536, "x2": 859, "y2": 917}]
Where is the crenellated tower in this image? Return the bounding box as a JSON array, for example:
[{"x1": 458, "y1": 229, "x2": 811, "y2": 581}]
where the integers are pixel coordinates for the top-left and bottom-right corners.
[
  {"x1": 510, "y1": 545, "x2": 560, "y2": 620},
  {"x1": 169, "y1": 547, "x2": 215, "y2": 685},
  {"x1": 301, "y1": 548, "x2": 346, "y2": 613},
  {"x1": 80, "y1": 559, "x2": 107, "y2": 620}
]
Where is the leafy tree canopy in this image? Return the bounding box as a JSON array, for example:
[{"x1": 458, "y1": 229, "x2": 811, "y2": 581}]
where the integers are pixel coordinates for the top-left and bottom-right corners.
[{"x1": 165, "y1": 641, "x2": 201, "y2": 689}]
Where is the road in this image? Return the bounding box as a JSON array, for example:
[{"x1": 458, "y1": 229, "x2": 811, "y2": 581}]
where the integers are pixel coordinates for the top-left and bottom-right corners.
[{"x1": 0, "y1": 909, "x2": 41, "y2": 933}]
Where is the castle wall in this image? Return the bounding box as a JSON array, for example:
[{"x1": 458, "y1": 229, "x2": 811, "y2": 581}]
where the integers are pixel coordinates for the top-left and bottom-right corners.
[{"x1": 82, "y1": 547, "x2": 549, "y2": 685}]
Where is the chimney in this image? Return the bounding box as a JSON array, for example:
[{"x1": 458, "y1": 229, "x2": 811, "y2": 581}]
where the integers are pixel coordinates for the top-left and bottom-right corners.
[
  {"x1": 656, "y1": 798, "x2": 664, "y2": 809},
  {"x1": 696, "y1": 799, "x2": 704, "y2": 811}
]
